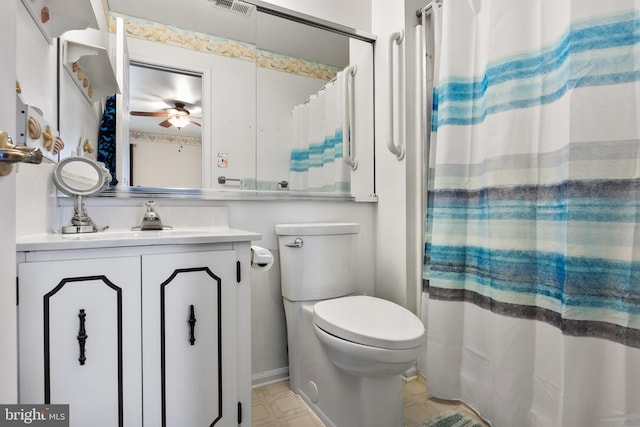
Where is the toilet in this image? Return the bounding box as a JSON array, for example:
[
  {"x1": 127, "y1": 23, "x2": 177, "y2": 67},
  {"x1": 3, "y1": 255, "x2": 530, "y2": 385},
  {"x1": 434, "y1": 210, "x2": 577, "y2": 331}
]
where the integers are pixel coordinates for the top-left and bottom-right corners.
[{"x1": 276, "y1": 222, "x2": 425, "y2": 427}]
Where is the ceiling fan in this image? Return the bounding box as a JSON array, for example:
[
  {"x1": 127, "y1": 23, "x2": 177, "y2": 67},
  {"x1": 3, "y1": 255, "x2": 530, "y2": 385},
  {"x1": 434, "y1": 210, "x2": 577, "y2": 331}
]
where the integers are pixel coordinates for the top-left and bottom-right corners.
[{"x1": 130, "y1": 102, "x2": 201, "y2": 129}]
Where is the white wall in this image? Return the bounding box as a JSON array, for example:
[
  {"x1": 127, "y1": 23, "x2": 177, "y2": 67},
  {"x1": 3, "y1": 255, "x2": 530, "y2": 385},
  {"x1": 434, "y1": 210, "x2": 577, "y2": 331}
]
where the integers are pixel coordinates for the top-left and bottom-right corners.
[
  {"x1": 370, "y1": 0, "x2": 427, "y2": 316},
  {"x1": 372, "y1": 0, "x2": 408, "y2": 307},
  {"x1": 131, "y1": 137, "x2": 202, "y2": 188},
  {"x1": 209, "y1": 53, "x2": 256, "y2": 189},
  {"x1": 257, "y1": 67, "x2": 326, "y2": 185},
  {"x1": 16, "y1": 4, "x2": 57, "y2": 122},
  {"x1": 16, "y1": 2, "x2": 59, "y2": 237}
]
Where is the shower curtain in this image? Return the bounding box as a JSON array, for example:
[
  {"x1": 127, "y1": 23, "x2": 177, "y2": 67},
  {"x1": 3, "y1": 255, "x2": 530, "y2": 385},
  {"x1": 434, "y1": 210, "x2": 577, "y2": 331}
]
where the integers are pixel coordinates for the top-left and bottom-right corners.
[
  {"x1": 289, "y1": 70, "x2": 350, "y2": 193},
  {"x1": 423, "y1": 1, "x2": 640, "y2": 426}
]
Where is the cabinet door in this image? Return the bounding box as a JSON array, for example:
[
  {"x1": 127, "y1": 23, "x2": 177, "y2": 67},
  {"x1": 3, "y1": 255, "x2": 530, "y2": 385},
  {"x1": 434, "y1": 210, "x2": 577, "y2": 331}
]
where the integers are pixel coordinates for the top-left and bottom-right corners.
[
  {"x1": 18, "y1": 256, "x2": 142, "y2": 427},
  {"x1": 142, "y1": 250, "x2": 238, "y2": 427}
]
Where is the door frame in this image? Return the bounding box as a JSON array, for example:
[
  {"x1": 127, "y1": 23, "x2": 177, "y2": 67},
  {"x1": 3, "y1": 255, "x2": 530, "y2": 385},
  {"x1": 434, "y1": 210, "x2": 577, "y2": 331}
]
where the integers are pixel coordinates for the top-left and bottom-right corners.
[{"x1": 0, "y1": 0, "x2": 19, "y2": 403}]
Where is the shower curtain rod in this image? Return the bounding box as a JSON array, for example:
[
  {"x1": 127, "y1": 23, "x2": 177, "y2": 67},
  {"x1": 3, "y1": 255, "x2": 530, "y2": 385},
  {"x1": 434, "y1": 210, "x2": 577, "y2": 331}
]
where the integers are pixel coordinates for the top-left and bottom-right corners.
[
  {"x1": 417, "y1": 3, "x2": 433, "y2": 17},
  {"x1": 301, "y1": 65, "x2": 356, "y2": 105},
  {"x1": 302, "y1": 76, "x2": 337, "y2": 105},
  {"x1": 416, "y1": 0, "x2": 441, "y2": 17}
]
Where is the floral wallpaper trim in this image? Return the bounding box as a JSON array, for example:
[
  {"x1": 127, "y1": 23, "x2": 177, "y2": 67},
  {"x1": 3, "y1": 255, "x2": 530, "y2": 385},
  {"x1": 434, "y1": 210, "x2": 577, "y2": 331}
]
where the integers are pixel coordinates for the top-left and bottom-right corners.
[
  {"x1": 130, "y1": 131, "x2": 202, "y2": 146},
  {"x1": 109, "y1": 12, "x2": 341, "y2": 80},
  {"x1": 257, "y1": 50, "x2": 340, "y2": 80},
  {"x1": 109, "y1": 12, "x2": 256, "y2": 61}
]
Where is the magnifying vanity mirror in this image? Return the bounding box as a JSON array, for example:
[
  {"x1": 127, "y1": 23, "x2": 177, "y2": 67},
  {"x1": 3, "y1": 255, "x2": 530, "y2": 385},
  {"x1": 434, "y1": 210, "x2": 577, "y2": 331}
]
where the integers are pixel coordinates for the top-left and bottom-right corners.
[{"x1": 53, "y1": 156, "x2": 111, "y2": 233}]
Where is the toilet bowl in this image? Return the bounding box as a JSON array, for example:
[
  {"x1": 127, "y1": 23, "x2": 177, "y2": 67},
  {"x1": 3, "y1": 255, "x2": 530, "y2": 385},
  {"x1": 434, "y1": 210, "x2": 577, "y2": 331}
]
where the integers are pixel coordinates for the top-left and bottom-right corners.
[
  {"x1": 313, "y1": 295, "x2": 424, "y2": 377},
  {"x1": 276, "y1": 223, "x2": 425, "y2": 427}
]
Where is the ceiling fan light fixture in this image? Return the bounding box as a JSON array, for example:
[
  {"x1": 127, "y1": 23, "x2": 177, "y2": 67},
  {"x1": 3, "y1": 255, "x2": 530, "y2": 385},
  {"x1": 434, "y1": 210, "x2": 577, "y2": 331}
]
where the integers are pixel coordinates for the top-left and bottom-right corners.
[{"x1": 168, "y1": 114, "x2": 191, "y2": 129}]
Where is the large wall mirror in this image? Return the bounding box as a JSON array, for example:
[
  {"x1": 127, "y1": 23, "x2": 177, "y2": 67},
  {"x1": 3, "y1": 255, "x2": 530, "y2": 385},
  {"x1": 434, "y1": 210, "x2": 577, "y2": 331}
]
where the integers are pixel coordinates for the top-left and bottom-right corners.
[{"x1": 59, "y1": 0, "x2": 376, "y2": 200}]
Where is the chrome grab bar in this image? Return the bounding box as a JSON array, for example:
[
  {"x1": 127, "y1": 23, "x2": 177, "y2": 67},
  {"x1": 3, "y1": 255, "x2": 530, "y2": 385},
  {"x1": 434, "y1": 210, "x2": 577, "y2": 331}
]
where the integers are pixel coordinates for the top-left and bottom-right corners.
[
  {"x1": 0, "y1": 130, "x2": 43, "y2": 176},
  {"x1": 387, "y1": 30, "x2": 405, "y2": 160},
  {"x1": 343, "y1": 65, "x2": 358, "y2": 170},
  {"x1": 284, "y1": 238, "x2": 304, "y2": 248}
]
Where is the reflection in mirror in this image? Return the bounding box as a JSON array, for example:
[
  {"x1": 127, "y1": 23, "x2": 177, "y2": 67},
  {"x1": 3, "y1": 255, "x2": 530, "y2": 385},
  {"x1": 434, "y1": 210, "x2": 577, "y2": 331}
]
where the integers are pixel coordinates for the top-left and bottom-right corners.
[
  {"x1": 60, "y1": 161, "x2": 100, "y2": 192},
  {"x1": 99, "y1": 1, "x2": 374, "y2": 198},
  {"x1": 107, "y1": 2, "x2": 257, "y2": 191},
  {"x1": 255, "y1": 12, "x2": 374, "y2": 195},
  {"x1": 128, "y1": 63, "x2": 203, "y2": 188},
  {"x1": 53, "y1": 156, "x2": 111, "y2": 196}
]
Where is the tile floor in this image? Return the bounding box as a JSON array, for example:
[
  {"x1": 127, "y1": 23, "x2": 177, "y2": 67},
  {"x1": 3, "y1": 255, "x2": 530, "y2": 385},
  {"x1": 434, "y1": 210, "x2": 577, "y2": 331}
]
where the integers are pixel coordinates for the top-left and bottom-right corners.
[{"x1": 251, "y1": 375, "x2": 490, "y2": 427}]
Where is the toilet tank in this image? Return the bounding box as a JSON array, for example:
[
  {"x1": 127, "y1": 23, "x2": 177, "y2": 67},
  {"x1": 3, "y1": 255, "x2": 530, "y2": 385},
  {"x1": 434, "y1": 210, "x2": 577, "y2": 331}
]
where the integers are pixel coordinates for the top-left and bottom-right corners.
[{"x1": 276, "y1": 223, "x2": 360, "y2": 301}]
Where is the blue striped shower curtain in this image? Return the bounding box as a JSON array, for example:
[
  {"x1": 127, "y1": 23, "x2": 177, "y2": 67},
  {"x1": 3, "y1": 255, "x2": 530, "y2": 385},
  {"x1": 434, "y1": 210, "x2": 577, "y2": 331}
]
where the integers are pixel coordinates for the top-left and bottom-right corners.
[{"x1": 423, "y1": 1, "x2": 640, "y2": 426}]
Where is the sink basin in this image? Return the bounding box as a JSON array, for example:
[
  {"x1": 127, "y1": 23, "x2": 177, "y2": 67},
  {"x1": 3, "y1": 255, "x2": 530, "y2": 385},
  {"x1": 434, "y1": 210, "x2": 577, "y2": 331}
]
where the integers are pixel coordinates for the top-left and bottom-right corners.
[{"x1": 60, "y1": 227, "x2": 230, "y2": 240}]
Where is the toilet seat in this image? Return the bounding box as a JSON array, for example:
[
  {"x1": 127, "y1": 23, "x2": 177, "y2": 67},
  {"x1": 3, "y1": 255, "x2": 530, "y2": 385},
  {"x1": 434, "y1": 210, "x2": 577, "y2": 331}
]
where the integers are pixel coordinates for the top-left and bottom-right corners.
[{"x1": 313, "y1": 295, "x2": 424, "y2": 350}]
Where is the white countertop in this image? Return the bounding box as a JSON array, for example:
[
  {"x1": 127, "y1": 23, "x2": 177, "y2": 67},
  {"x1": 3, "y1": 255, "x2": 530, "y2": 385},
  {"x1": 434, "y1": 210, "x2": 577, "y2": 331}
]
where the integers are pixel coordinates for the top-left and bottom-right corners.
[{"x1": 17, "y1": 227, "x2": 262, "y2": 252}]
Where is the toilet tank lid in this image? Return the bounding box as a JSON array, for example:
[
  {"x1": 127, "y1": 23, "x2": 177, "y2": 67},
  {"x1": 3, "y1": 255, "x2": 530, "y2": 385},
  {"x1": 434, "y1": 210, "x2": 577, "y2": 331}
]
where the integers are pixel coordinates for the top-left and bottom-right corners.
[{"x1": 275, "y1": 223, "x2": 360, "y2": 236}]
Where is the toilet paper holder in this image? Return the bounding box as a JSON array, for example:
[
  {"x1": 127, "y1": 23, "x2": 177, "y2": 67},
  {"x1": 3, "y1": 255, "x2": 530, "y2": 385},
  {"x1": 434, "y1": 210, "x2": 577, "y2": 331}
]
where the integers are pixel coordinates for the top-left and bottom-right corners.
[{"x1": 251, "y1": 245, "x2": 274, "y2": 270}]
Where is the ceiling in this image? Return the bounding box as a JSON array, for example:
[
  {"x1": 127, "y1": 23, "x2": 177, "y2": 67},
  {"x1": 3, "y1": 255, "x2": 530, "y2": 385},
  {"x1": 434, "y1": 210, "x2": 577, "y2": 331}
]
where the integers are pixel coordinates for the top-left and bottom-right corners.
[
  {"x1": 106, "y1": 0, "x2": 257, "y2": 44},
  {"x1": 106, "y1": 0, "x2": 350, "y2": 138},
  {"x1": 128, "y1": 64, "x2": 203, "y2": 138}
]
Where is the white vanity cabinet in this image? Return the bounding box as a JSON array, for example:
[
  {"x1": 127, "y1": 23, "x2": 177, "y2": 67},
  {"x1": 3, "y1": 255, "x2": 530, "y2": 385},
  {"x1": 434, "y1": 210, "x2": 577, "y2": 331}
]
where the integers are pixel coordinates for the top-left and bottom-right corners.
[
  {"x1": 17, "y1": 229, "x2": 258, "y2": 427},
  {"x1": 141, "y1": 250, "x2": 238, "y2": 427},
  {"x1": 18, "y1": 256, "x2": 142, "y2": 426}
]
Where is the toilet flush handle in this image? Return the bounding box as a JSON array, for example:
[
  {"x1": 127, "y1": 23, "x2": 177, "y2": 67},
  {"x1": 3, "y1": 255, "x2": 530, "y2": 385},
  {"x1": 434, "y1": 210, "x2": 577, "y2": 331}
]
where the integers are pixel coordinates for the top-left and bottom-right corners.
[{"x1": 284, "y1": 238, "x2": 304, "y2": 248}]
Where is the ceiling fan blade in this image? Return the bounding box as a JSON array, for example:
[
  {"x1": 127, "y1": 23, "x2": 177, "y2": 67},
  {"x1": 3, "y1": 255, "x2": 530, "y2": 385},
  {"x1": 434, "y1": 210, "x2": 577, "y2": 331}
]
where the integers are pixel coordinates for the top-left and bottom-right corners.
[
  {"x1": 158, "y1": 119, "x2": 172, "y2": 128},
  {"x1": 190, "y1": 120, "x2": 202, "y2": 127},
  {"x1": 131, "y1": 111, "x2": 168, "y2": 117}
]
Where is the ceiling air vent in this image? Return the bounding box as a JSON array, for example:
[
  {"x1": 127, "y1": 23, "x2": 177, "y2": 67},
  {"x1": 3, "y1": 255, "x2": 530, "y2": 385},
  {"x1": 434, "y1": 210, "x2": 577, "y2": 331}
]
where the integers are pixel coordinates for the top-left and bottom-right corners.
[{"x1": 208, "y1": 0, "x2": 254, "y2": 17}]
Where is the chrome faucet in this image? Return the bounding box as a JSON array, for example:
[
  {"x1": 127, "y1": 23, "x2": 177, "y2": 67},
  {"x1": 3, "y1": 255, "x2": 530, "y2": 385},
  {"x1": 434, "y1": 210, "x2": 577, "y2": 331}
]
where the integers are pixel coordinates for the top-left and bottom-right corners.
[{"x1": 134, "y1": 200, "x2": 170, "y2": 231}]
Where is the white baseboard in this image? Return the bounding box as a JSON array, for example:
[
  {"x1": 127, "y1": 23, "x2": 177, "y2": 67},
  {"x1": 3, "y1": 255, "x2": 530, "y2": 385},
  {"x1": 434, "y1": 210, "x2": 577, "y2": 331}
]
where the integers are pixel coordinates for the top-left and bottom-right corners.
[
  {"x1": 251, "y1": 367, "x2": 289, "y2": 388},
  {"x1": 253, "y1": 365, "x2": 421, "y2": 387}
]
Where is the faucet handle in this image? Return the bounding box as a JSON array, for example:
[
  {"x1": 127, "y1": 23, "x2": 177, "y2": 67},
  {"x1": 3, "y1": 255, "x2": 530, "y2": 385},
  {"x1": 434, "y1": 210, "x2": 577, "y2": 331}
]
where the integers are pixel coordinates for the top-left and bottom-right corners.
[{"x1": 144, "y1": 200, "x2": 159, "y2": 214}]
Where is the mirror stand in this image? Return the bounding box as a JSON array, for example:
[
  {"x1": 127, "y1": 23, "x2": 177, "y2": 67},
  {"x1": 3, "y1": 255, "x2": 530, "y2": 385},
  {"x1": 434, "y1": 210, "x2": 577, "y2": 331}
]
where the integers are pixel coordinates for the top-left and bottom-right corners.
[{"x1": 62, "y1": 195, "x2": 104, "y2": 234}]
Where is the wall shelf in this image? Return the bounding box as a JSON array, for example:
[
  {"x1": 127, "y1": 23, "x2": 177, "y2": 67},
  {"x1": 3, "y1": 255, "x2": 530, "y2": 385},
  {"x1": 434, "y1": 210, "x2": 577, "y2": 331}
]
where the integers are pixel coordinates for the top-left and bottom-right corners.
[
  {"x1": 62, "y1": 40, "x2": 120, "y2": 103},
  {"x1": 20, "y1": 0, "x2": 99, "y2": 44},
  {"x1": 16, "y1": 95, "x2": 60, "y2": 162}
]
